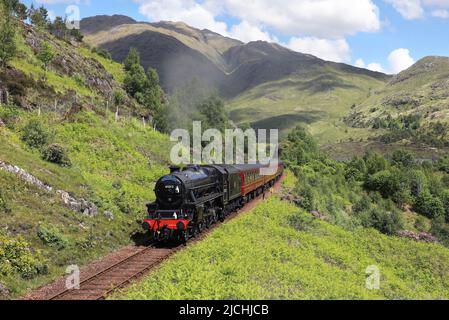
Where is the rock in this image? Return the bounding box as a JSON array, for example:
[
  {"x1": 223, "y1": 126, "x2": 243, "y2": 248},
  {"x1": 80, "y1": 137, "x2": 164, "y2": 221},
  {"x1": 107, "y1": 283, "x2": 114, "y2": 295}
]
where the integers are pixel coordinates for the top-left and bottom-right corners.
[
  {"x1": 0, "y1": 119, "x2": 4, "y2": 127},
  {"x1": 1, "y1": 160, "x2": 100, "y2": 218},
  {"x1": 310, "y1": 210, "x2": 327, "y2": 220},
  {"x1": 104, "y1": 210, "x2": 114, "y2": 221},
  {"x1": 0, "y1": 283, "x2": 10, "y2": 296},
  {"x1": 398, "y1": 231, "x2": 438, "y2": 243}
]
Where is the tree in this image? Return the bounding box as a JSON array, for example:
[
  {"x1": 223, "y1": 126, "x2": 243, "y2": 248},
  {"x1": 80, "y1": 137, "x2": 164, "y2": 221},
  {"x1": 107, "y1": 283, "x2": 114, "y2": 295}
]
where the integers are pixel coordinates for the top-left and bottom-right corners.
[
  {"x1": 414, "y1": 191, "x2": 445, "y2": 220},
  {"x1": 123, "y1": 47, "x2": 140, "y2": 72},
  {"x1": 124, "y1": 63, "x2": 149, "y2": 98},
  {"x1": 391, "y1": 149, "x2": 415, "y2": 168},
  {"x1": 14, "y1": 2, "x2": 27, "y2": 20},
  {"x1": 0, "y1": 2, "x2": 16, "y2": 67},
  {"x1": 49, "y1": 16, "x2": 68, "y2": 39},
  {"x1": 29, "y1": 4, "x2": 48, "y2": 29},
  {"x1": 37, "y1": 41, "x2": 55, "y2": 69},
  {"x1": 196, "y1": 95, "x2": 228, "y2": 132},
  {"x1": 364, "y1": 152, "x2": 389, "y2": 175}
]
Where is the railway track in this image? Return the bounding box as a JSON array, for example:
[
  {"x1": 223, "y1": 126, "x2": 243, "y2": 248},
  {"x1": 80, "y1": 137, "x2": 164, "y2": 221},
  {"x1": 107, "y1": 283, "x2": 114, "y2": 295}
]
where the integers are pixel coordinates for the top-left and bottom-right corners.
[
  {"x1": 48, "y1": 246, "x2": 173, "y2": 300},
  {"x1": 33, "y1": 175, "x2": 285, "y2": 301}
]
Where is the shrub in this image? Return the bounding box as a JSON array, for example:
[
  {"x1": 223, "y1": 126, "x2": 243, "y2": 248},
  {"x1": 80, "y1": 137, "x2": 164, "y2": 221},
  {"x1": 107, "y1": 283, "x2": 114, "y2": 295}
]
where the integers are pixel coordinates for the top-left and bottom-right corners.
[
  {"x1": 0, "y1": 234, "x2": 43, "y2": 279},
  {"x1": 391, "y1": 150, "x2": 415, "y2": 168},
  {"x1": 438, "y1": 153, "x2": 449, "y2": 173},
  {"x1": 360, "y1": 209, "x2": 404, "y2": 235},
  {"x1": 364, "y1": 152, "x2": 389, "y2": 175},
  {"x1": 20, "y1": 118, "x2": 51, "y2": 149},
  {"x1": 73, "y1": 73, "x2": 86, "y2": 87},
  {"x1": 407, "y1": 170, "x2": 428, "y2": 197},
  {"x1": 37, "y1": 223, "x2": 68, "y2": 250},
  {"x1": 0, "y1": 105, "x2": 20, "y2": 129},
  {"x1": 414, "y1": 191, "x2": 445, "y2": 219},
  {"x1": 36, "y1": 41, "x2": 55, "y2": 69},
  {"x1": 41, "y1": 144, "x2": 71, "y2": 167},
  {"x1": 365, "y1": 170, "x2": 402, "y2": 198}
]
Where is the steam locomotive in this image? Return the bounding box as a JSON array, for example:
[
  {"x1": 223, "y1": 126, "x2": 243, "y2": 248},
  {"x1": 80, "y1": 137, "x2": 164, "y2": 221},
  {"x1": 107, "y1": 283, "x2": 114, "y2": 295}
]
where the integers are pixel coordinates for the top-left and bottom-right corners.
[{"x1": 142, "y1": 163, "x2": 284, "y2": 243}]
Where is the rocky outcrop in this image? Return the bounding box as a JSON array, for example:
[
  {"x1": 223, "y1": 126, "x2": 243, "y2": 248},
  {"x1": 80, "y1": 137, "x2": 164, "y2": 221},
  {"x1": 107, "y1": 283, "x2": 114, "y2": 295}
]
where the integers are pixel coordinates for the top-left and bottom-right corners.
[
  {"x1": 398, "y1": 231, "x2": 438, "y2": 244},
  {"x1": 0, "y1": 160, "x2": 98, "y2": 217}
]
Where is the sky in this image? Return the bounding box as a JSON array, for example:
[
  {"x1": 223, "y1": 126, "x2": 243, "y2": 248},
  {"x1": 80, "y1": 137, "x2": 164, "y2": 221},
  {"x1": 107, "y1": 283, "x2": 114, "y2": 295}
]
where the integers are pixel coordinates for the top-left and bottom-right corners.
[{"x1": 24, "y1": 0, "x2": 449, "y2": 74}]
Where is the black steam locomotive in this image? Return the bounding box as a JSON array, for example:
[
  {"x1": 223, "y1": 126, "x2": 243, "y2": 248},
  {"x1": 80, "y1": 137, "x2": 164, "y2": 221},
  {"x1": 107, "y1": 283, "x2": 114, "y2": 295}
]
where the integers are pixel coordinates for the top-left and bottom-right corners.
[{"x1": 142, "y1": 163, "x2": 284, "y2": 243}]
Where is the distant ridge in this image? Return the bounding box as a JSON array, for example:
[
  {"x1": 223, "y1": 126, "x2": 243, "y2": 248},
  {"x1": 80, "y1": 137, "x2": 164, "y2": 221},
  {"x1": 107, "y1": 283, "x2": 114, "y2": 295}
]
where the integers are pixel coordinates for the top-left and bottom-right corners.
[{"x1": 81, "y1": 15, "x2": 389, "y2": 97}]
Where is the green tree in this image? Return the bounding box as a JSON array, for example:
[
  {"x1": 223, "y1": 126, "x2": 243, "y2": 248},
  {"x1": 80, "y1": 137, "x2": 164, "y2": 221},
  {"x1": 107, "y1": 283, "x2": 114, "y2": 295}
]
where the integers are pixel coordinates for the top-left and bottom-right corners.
[
  {"x1": 364, "y1": 152, "x2": 389, "y2": 175},
  {"x1": 0, "y1": 3, "x2": 16, "y2": 67},
  {"x1": 196, "y1": 95, "x2": 228, "y2": 132},
  {"x1": 124, "y1": 63, "x2": 149, "y2": 98},
  {"x1": 37, "y1": 41, "x2": 55, "y2": 70},
  {"x1": 123, "y1": 47, "x2": 140, "y2": 72},
  {"x1": 391, "y1": 149, "x2": 415, "y2": 168},
  {"x1": 28, "y1": 4, "x2": 48, "y2": 29},
  {"x1": 414, "y1": 191, "x2": 445, "y2": 220}
]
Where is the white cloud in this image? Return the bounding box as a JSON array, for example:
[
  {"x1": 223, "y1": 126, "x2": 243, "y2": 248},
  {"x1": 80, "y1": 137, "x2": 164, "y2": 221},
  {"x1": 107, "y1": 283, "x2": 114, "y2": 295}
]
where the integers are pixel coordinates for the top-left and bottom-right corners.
[
  {"x1": 208, "y1": 0, "x2": 381, "y2": 38},
  {"x1": 229, "y1": 21, "x2": 276, "y2": 43},
  {"x1": 388, "y1": 48, "x2": 415, "y2": 73},
  {"x1": 385, "y1": 0, "x2": 424, "y2": 20},
  {"x1": 287, "y1": 37, "x2": 351, "y2": 63},
  {"x1": 431, "y1": 9, "x2": 449, "y2": 17},
  {"x1": 354, "y1": 58, "x2": 385, "y2": 72},
  {"x1": 386, "y1": 0, "x2": 449, "y2": 19},
  {"x1": 135, "y1": 0, "x2": 381, "y2": 39},
  {"x1": 135, "y1": 0, "x2": 229, "y2": 36}
]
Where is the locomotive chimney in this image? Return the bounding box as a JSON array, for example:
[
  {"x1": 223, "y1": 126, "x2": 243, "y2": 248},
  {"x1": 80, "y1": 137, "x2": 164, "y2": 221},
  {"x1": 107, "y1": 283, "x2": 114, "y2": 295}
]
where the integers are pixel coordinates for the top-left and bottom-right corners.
[{"x1": 170, "y1": 166, "x2": 181, "y2": 173}]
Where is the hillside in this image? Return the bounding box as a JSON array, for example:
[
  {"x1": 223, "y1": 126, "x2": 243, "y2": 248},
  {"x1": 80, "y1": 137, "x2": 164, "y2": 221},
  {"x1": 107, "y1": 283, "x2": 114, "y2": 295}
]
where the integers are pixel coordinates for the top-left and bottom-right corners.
[
  {"x1": 347, "y1": 56, "x2": 449, "y2": 128},
  {"x1": 113, "y1": 196, "x2": 449, "y2": 300},
  {"x1": 343, "y1": 57, "x2": 449, "y2": 152},
  {"x1": 0, "y1": 17, "x2": 173, "y2": 298}
]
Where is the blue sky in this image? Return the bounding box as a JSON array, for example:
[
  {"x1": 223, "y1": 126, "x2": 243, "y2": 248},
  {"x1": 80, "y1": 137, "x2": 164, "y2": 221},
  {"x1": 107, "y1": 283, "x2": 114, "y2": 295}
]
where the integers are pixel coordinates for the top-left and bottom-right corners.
[{"x1": 24, "y1": 0, "x2": 449, "y2": 74}]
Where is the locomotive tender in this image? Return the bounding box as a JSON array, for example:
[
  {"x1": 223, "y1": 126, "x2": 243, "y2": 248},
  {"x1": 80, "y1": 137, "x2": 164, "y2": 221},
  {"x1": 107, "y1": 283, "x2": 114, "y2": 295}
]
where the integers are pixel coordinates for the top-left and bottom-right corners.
[{"x1": 143, "y1": 163, "x2": 284, "y2": 243}]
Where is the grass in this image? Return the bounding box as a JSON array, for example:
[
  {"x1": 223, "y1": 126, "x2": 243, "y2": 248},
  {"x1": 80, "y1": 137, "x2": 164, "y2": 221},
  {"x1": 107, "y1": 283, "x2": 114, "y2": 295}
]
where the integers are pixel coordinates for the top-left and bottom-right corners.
[
  {"x1": 227, "y1": 66, "x2": 387, "y2": 145},
  {"x1": 0, "y1": 108, "x2": 173, "y2": 298},
  {"x1": 11, "y1": 32, "x2": 95, "y2": 98},
  {"x1": 113, "y1": 193, "x2": 449, "y2": 300}
]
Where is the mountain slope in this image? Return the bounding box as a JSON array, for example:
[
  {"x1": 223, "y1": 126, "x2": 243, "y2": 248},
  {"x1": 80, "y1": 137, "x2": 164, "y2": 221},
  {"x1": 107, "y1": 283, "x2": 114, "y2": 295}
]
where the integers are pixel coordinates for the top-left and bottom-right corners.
[
  {"x1": 81, "y1": 15, "x2": 388, "y2": 98},
  {"x1": 346, "y1": 56, "x2": 449, "y2": 128}
]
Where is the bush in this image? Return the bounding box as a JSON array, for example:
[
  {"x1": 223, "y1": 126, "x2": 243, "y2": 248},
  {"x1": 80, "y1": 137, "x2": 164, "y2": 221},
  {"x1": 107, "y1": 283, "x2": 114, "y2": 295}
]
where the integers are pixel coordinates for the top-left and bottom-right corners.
[
  {"x1": 20, "y1": 118, "x2": 51, "y2": 149},
  {"x1": 391, "y1": 150, "x2": 415, "y2": 168},
  {"x1": 37, "y1": 223, "x2": 68, "y2": 250},
  {"x1": 360, "y1": 209, "x2": 404, "y2": 235},
  {"x1": 0, "y1": 234, "x2": 43, "y2": 279},
  {"x1": 41, "y1": 144, "x2": 71, "y2": 167},
  {"x1": 365, "y1": 170, "x2": 402, "y2": 198},
  {"x1": 414, "y1": 191, "x2": 445, "y2": 219}
]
